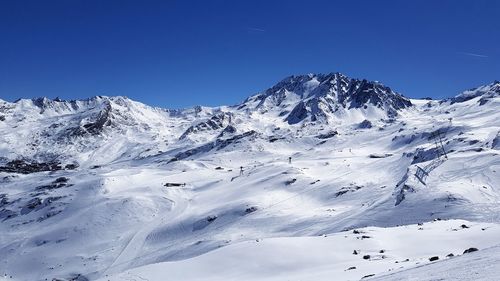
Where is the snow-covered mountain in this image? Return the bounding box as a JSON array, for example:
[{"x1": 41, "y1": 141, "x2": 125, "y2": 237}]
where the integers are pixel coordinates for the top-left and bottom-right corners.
[
  {"x1": 0, "y1": 74, "x2": 499, "y2": 281},
  {"x1": 242, "y1": 73, "x2": 412, "y2": 124}
]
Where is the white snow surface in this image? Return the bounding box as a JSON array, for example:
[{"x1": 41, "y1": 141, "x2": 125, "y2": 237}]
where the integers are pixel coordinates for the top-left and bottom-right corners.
[
  {"x1": 100, "y1": 220, "x2": 500, "y2": 281},
  {"x1": 0, "y1": 77, "x2": 499, "y2": 281}
]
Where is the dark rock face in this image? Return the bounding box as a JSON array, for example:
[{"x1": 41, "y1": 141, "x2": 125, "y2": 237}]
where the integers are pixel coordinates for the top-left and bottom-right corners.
[
  {"x1": 53, "y1": 273, "x2": 89, "y2": 281},
  {"x1": 253, "y1": 73, "x2": 413, "y2": 124},
  {"x1": 244, "y1": 206, "x2": 258, "y2": 214},
  {"x1": 82, "y1": 104, "x2": 112, "y2": 134},
  {"x1": 368, "y1": 153, "x2": 392, "y2": 158},
  {"x1": 20, "y1": 196, "x2": 63, "y2": 214},
  {"x1": 316, "y1": 131, "x2": 338, "y2": 139},
  {"x1": 335, "y1": 185, "x2": 363, "y2": 197},
  {"x1": 0, "y1": 194, "x2": 9, "y2": 207},
  {"x1": 395, "y1": 183, "x2": 413, "y2": 206},
  {"x1": 251, "y1": 75, "x2": 316, "y2": 109},
  {"x1": 72, "y1": 102, "x2": 113, "y2": 136},
  {"x1": 192, "y1": 215, "x2": 218, "y2": 231},
  {"x1": 1, "y1": 176, "x2": 67, "y2": 221},
  {"x1": 35, "y1": 177, "x2": 71, "y2": 191},
  {"x1": 0, "y1": 209, "x2": 17, "y2": 220},
  {"x1": 54, "y1": 177, "x2": 69, "y2": 183},
  {"x1": 357, "y1": 120, "x2": 373, "y2": 129},
  {"x1": 21, "y1": 197, "x2": 43, "y2": 215},
  {"x1": 492, "y1": 132, "x2": 500, "y2": 149},
  {"x1": 180, "y1": 112, "x2": 233, "y2": 139},
  {"x1": 8, "y1": 97, "x2": 160, "y2": 148},
  {"x1": 351, "y1": 79, "x2": 411, "y2": 112},
  {"x1": 164, "y1": 182, "x2": 186, "y2": 187},
  {"x1": 64, "y1": 163, "x2": 78, "y2": 170},
  {"x1": 286, "y1": 101, "x2": 309, "y2": 125},
  {"x1": 411, "y1": 147, "x2": 441, "y2": 164},
  {"x1": 448, "y1": 81, "x2": 500, "y2": 105},
  {"x1": 173, "y1": 130, "x2": 257, "y2": 161},
  {"x1": 463, "y1": 247, "x2": 478, "y2": 254},
  {"x1": 217, "y1": 125, "x2": 237, "y2": 138}
]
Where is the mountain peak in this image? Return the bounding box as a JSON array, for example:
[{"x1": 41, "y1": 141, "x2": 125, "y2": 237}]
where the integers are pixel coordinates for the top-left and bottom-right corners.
[
  {"x1": 448, "y1": 80, "x2": 500, "y2": 105},
  {"x1": 5, "y1": 95, "x2": 137, "y2": 116},
  {"x1": 244, "y1": 72, "x2": 412, "y2": 124}
]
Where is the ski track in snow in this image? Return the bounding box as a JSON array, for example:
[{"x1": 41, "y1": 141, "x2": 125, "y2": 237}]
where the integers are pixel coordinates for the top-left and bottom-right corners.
[{"x1": 104, "y1": 186, "x2": 190, "y2": 276}]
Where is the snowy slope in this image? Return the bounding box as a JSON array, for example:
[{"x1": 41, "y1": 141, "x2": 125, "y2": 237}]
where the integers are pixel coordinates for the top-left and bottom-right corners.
[
  {"x1": 100, "y1": 220, "x2": 500, "y2": 281},
  {"x1": 0, "y1": 75, "x2": 499, "y2": 281},
  {"x1": 371, "y1": 244, "x2": 500, "y2": 281}
]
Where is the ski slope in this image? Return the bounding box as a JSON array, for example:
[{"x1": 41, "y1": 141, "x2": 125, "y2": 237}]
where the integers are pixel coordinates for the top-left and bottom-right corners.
[
  {"x1": 0, "y1": 75, "x2": 498, "y2": 280},
  {"x1": 100, "y1": 220, "x2": 500, "y2": 281}
]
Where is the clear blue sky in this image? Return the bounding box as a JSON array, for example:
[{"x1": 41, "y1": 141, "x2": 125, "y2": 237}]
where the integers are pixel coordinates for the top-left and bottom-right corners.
[{"x1": 0, "y1": 0, "x2": 498, "y2": 108}]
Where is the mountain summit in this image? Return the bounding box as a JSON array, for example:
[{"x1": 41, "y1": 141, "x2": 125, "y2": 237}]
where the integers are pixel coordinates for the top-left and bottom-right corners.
[
  {"x1": 447, "y1": 80, "x2": 500, "y2": 105},
  {"x1": 241, "y1": 73, "x2": 412, "y2": 124}
]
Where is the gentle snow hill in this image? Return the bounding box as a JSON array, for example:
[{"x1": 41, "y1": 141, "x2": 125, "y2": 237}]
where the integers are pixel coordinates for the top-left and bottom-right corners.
[
  {"x1": 370, "y1": 244, "x2": 500, "y2": 281},
  {"x1": 0, "y1": 75, "x2": 499, "y2": 281},
  {"x1": 100, "y1": 220, "x2": 500, "y2": 281}
]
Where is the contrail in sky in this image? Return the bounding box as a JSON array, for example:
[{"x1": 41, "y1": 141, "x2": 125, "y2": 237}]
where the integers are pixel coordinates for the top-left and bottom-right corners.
[
  {"x1": 456, "y1": 51, "x2": 488, "y2": 58},
  {"x1": 247, "y1": 27, "x2": 266, "y2": 32}
]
